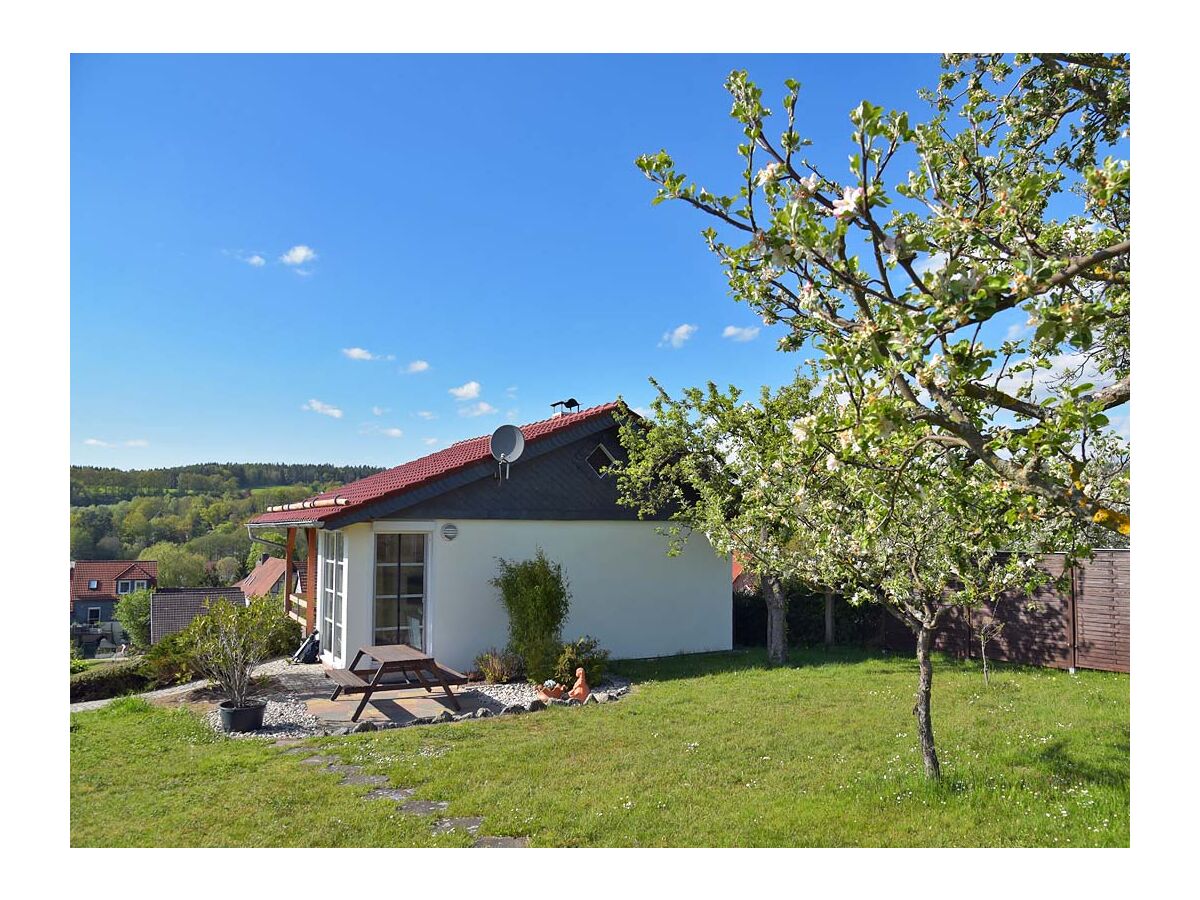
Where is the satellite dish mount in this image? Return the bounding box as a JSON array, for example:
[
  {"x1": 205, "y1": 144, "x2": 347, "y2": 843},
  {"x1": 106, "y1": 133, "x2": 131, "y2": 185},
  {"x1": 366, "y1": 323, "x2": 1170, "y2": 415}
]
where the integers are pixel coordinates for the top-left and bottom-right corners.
[{"x1": 489, "y1": 424, "x2": 526, "y2": 483}]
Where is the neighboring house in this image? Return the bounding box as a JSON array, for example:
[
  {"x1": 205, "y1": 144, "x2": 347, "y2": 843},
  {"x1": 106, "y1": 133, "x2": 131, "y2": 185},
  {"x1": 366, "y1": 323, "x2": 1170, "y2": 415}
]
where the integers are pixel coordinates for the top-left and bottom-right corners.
[
  {"x1": 236, "y1": 554, "x2": 298, "y2": 599},
  {"x1": 732, "y1": 556, "x2": 759, "y2": 596},
  {"x1": 70, "y1": 560, "x2": 158, "y2": 626},
  {"x1": 247, "y1": 401, "x2": 732, "y2": 673},
  {"x1": 150, "y1": 587, "x2": 247, "y2": 644}
]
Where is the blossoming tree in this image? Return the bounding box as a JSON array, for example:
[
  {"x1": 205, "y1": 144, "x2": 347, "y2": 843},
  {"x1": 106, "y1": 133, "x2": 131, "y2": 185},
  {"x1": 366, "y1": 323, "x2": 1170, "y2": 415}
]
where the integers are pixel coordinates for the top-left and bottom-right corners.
[{"x1": 635, "y1": 53, "x2": 1130, "y2": 536}]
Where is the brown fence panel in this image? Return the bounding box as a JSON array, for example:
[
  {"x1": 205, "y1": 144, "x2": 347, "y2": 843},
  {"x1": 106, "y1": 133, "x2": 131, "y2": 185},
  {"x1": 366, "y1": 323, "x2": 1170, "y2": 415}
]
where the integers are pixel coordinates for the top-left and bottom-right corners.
[
  {"x1": 880, "y1": 550, "x2": 1129, "y2": 673},
  {"x1": 1075, "y1": 551, "x2": 1130, "y2": 672}
]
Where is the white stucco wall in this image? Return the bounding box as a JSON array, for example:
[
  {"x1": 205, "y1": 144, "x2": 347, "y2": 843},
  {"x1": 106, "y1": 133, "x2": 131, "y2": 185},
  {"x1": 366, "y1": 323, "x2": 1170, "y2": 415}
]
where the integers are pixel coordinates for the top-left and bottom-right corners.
[{"x1": 318, "y1": 519, "x2": 732, "y2": 673}]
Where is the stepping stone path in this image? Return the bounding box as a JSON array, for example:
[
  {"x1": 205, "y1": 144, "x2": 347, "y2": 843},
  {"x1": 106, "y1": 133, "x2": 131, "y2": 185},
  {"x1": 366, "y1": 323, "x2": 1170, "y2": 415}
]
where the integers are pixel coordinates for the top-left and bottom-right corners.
[{"x1": 288, "y1": 748, "x2": 531, "y2": 847}]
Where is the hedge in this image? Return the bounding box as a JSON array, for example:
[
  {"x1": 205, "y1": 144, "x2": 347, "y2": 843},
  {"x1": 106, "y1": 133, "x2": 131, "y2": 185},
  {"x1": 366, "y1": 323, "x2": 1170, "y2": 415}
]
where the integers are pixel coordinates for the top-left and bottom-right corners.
[{"x1": 69, "y1": 659, "x2": 153, "y2": 703}]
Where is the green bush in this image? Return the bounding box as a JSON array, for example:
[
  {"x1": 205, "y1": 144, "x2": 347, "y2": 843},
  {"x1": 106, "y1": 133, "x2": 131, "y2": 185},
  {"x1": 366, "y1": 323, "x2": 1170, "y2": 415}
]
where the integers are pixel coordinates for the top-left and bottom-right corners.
[
  {"x1": 142, "y1": 632, "x2": 197, "y2": 687},
  {"x1": 69, "y1": 659, "x2": 152, "y2": 703},
  {"x1": 263, "y1": 608, "x2": 302, "y2": 659},
  {"x1": 473, "y1": 647, "x2": 525, "y2": 684},
  {"x1": 183, "y1": 595, "x2": 287, "y2": 708},
  {"x1": 490, "y1": 549, "x2": 572, "y2": 682},
  {"x1": 70, "y1": 640, "x2": 87, "y2": 675},
  {"x1": 114, "y1": 588, "x2": 153, "y2": 650},
  {"x1": 554, "y1": 635, "x2": 610, "y2": 686}
]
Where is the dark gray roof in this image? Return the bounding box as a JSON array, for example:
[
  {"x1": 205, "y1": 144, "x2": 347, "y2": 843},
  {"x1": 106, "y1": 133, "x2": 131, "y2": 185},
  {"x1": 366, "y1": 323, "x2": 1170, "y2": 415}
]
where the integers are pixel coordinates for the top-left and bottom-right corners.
[{"x1": 150, "y1": 587, "x2": 246, "y2": 644}]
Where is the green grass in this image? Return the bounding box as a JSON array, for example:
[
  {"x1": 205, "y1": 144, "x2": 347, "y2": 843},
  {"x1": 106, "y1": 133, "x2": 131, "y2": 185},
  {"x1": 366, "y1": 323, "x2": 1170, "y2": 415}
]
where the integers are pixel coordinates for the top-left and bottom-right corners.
[{"x1": 70, "y1": 648, "x2": 1128, "y2": 847}]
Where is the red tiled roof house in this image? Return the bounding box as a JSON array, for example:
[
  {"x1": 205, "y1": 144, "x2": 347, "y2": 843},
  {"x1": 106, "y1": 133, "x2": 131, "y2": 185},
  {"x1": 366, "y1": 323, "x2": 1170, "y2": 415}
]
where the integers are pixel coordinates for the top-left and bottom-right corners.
[
  {"x1": 70, "y1": 560, "x2": 158, "y2": 626},
  {"x1": 247, "y1": 402, "x2": 732, "y2": 673}
]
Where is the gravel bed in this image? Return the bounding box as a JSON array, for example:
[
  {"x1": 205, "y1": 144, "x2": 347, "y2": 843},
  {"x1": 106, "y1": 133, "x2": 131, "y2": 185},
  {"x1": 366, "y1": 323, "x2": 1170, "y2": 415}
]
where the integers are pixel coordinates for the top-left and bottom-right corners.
[
  {"x1": 460, "y1": 675, "x2": 631, "y2": 708},
  {"x1": 205, "y1": 699, "x2": 322, "y2": 740}
]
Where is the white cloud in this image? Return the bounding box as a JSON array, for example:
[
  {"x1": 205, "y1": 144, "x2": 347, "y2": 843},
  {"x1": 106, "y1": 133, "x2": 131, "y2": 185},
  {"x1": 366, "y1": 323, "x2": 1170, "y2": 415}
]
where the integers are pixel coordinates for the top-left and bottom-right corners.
[
  {"x1": 84, "y1": 438, "x2": 148, "y2": 448},
  {"x1": 280, "y1": 245, "x2": 317, "y2": 266},
  {"x1": 405, "y1": 359, "x2": 430, "y2": 374},
  {"x1": 415, "y1": 410, "x2": 437, "y2": 420},
  {"x1": 505, "y1": 385, "x2": 519, "y2": 398},
  {"x1": 423, "y1": 437, "x2": 439, "y2": 446},
  {"x1": 659, "y1": 323, "x2": 698, "y2": 349},
  {"x1": 914, "y1": 252, "x2": 947, "y2": 277},
  {"x1": 632, "y1": 406, "x2": 651, "y2": 418},
  {"x1": 245, "y1": 254, "x2": 266, "y2": 267},
  {"x1": 381, "y1": 427, "x2": 404, "y2": 438},
  {"x1": 302, "y1": 398, "x2": 343, "y2": 419},
  {"x1": 371, "y1": 406, "x2": 387, "y2": 417},
  {"x1": 449, "y1": 380, "x2": 481, "y2": 400},
  {"x1": 722, "y1": 325, "x2": 761, "y2": 343},
  {"x1": 460, "y1": 401, "x2": 498, "y2": 417},
  {"x1": 343, "y1": 347, "x2": 394, "y2": 361}
]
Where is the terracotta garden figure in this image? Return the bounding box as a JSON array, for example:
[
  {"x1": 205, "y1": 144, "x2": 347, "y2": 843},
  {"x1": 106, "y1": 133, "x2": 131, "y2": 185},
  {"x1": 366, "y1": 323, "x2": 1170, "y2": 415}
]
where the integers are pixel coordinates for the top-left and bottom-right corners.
[
  {"x1": 568, "y1": 666, "x2": 590, "y2": 703},
  {"x1": 536, "y1": 679, "x2": 565, "y2": 701}
]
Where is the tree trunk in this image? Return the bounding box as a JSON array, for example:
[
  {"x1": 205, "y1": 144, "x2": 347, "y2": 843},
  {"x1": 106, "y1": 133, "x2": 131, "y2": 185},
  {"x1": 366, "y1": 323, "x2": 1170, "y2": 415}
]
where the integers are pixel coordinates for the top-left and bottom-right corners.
[
  {"x1": 824, "y1": 589, "x2": 835, "y2": 648},
  {"x1": 981, "y1": 635, "x2": 990, "y2": 686},
  {"x1": 914, "y1": 626, "x2": 942, "y2": 780},
  {"x1": 762, "y1": 575, "x2": 788, "y2": 666}
]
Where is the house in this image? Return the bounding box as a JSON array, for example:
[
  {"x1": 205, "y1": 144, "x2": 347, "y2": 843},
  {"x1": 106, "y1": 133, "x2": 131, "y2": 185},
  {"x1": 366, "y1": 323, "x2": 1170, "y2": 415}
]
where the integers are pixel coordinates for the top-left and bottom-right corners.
[
  {"x1": 70, "y1": 560, "x2": 158, "y2": 626},
  {"x1": 247, "y1": 401, "x2": 732, "y2": 672},
  {"x1": 236, "y1": 554, "x2": 299, "y2": 599},
  {"x1": 150, "y1": 586, "x2": 247, "y2": 644}
]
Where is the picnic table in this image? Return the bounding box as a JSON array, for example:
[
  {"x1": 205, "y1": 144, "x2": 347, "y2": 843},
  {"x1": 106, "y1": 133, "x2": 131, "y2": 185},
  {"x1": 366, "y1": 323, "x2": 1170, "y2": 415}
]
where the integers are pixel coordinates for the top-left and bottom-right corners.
[{"x1": 325, "y1": 644, "x2": 465, "y2": 722}]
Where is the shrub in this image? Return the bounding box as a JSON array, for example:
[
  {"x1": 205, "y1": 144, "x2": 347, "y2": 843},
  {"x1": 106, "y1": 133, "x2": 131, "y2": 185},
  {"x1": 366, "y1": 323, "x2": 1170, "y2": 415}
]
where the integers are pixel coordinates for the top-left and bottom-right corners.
[
  {"x1": 554, "y1": 635, "x2": 610, "y2": 686},
  {"x1": 263, "y1": 607, "x2": 302, "y2": 659},
  {"x1": 70, "y1": 640, "x2": 87, "y2": 675},
  {"x1": 114, "y1": 587, "x2": 153, "y2": 650},
  {"x1": 183, "y1": 595, "x2": 284, "y2": 708},
  {"x1": 69, "y1": 659, "x2": 152, "y2": 703},
  {"x1": 474, "y1": 647, "x2": 525, "y2": 684},
  {"x1": 142, "y1": 631, "x2": 197, "y2": 687},
  {"x1": 490, "y1": 549, "x2": 572, "y2": 682}
]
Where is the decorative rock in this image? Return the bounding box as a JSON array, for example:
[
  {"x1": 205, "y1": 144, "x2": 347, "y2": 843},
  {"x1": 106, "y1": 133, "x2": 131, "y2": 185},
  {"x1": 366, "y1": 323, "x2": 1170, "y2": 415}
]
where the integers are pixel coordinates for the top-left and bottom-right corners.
[
  {"x1": 473, "y1": 708, "x2": 493, "y2": 719},
  {"x1": 547, "y1": 697, "x2": 568, "y2": 706},
  {"x1": 409, "y1": 716, "x2": 435, "y2": 727},
  {"x1": 584, "y1": 692, "x2": 600, "y2": 704},
  {"x1": 364, "y1": 787, "x2": 415, "y2": 802},
  {"x1": 472, "y1": 835, "x2": 530, "y2": 848},
  {"x1": 565, "y1": 698, "x2": 581, "y2": 707},
  {"x1": 400, "y1": 799, "x2": 449, "y2": 816},
  {"x1": 454, "y1": 713, "x2": 475, "y2": 722},
  {"x1": 432, "y1": 816, "x2": 484, "y2": 835},
  {"x1": 432, "y1": 710, "x2": 454, "y2": 723},
  {"x1": 500, "y1": 704, "x2": 525, "y2": 715},
  {"x1": 527, "y1": 698, "x2": 546, "y2": 712},
  {"x1": 593, "y1": 692, "x2": 610, "y2": 703},
  {"x1": 351, "y1": 721, "x2": 378, "y2": 733}
]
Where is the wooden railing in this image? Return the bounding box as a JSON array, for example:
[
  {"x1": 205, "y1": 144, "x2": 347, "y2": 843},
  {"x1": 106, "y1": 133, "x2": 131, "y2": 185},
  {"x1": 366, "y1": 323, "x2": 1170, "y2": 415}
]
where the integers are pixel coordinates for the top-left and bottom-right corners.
[{"x1": 287, "y1": 593, "x2": 308, "y2": 625}]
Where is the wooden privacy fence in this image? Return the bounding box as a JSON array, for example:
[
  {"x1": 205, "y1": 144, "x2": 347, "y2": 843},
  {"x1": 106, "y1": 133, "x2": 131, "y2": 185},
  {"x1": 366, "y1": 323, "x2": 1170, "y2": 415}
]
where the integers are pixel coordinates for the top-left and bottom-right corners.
[{"x1": 882, "y1": 550, "x2": 1129, "y2": 673}]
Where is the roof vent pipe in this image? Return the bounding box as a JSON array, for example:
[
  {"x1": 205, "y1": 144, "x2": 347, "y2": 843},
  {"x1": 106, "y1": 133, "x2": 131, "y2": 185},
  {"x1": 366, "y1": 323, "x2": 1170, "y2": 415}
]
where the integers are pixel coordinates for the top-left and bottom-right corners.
[{"x1": 551, "y1": 397, "x2": 580, "y2": 416}]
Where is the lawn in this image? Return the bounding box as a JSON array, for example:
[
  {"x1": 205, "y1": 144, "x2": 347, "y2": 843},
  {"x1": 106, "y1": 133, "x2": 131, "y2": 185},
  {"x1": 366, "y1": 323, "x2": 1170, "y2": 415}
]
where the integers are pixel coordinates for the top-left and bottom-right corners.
[{"x1": 70, "y1": 648, "x2": 1128, "y2": 847}]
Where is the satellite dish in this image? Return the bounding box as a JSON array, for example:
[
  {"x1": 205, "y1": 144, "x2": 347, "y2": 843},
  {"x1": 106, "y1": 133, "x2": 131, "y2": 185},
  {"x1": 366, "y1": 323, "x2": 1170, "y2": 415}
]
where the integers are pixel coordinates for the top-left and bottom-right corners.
[{"x1": 490, "y1": 425, "x2": 525, "y2": 482}]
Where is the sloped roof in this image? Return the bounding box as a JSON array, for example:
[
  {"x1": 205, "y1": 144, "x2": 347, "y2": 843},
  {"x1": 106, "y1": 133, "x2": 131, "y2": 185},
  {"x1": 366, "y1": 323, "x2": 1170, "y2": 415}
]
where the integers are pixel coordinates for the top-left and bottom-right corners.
[
  {"x1": 236, "y1": 556, "x2": 288, "y2": 598},
  {"x1": 70, "y1": 560, "x2": 159, "y2": 607},
  {"x1": 150, "y1": 587, "x2": 247, "y2": 644},
  {"x1": 248, "y1": 402, "x2": 622, "y2": 528}
]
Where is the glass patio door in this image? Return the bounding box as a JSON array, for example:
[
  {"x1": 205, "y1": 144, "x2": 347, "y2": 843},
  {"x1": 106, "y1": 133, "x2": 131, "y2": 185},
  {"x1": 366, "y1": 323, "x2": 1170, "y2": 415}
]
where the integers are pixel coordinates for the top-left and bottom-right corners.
[
  {"x1": 320, "y1": 531, "x2": 346, "y2": 662},
  {"x1": 373, "y1": 533, "x2": 426, "y2": 650}
]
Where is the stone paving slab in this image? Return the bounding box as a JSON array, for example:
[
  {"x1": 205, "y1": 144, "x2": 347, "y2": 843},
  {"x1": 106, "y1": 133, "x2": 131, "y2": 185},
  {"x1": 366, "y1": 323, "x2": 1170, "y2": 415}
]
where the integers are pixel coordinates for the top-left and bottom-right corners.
[
  {"x1": 364, "y1": 787, "x2": 415, "y2": 802},
  {"x1": 298, "y1": 755, "x2": 339, "y2": 766},
  {"x1": 432, "y1": 816, "x2": 484, "y2": 835},
  {"x1": 340, "y1": 773, "x2": 390, "y2": 786},
  {"x1": 472, "y1": 836, "x2": 530, "y2": 847},
  {"x1": 399, "y1": 799, "x2": 449, "y2": 816}
]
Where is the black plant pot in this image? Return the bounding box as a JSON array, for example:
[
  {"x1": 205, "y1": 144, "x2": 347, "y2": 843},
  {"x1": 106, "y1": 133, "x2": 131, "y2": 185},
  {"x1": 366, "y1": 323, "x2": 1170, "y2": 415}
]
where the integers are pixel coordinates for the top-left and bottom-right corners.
[{"x1": 219, "y1": 699, "x2": 266, "y2": 733}]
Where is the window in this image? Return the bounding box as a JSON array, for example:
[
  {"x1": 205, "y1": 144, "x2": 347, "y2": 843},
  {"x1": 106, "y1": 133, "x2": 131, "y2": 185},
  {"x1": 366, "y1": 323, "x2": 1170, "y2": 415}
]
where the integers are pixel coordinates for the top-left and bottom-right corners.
[
  {"x1": 320, "y1": 531, "x2": 347, "y2": 661},
  {"x1": 374, "y1": 534, "x2": 425, "y2": 649},
  {"x1": 86, "y1": 607, "x2": 101, "y2": 624},
  {"x1": 134, "y1": 580, "x2": 148, "y2": 591},
  {"x1": 117, "y1": 580, "x2": 132, "y2": 594},
  {"x1": 87, "y1": 579, "x2": 99, "y2": 590},
  {"x1": 586, "y1": 443, "x2": 617, "y2": 477}
]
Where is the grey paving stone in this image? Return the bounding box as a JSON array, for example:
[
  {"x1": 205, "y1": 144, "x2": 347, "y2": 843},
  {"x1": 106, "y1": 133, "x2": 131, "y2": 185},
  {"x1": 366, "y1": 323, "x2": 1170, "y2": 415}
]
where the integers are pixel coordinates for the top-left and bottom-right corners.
[
  {"x1": 472, "y1": 835, "x2": 530, "y2": 848},
  {"x1": 341, "y1": 773, "x2": 390, "y2": 786},
  {"x1": 364, "y1": 787, "x2": 415, "y2": 802},
  {"x1": 431, "y1": 816, "x2": 484, "y2": 835},
  {"x1": 298, "y1": 755, "x2": 339, "y2": 766},
  {"x1": 399, "y1": 799, "x2": 449, "y2": 816}
]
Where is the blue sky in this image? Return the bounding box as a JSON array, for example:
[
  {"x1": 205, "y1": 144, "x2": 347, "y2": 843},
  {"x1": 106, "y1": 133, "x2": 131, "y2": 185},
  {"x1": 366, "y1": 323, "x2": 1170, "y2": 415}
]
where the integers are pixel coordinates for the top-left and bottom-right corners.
[{"x1": 71, "y1": 53, "x2": 952, "y2": 468}]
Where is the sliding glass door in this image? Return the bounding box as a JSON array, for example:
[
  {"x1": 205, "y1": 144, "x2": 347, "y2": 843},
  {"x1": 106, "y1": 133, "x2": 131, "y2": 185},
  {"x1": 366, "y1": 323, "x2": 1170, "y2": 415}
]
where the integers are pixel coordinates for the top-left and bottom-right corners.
[{"x1": 374, "y1": 533, "x2": 426, "y2": 650}]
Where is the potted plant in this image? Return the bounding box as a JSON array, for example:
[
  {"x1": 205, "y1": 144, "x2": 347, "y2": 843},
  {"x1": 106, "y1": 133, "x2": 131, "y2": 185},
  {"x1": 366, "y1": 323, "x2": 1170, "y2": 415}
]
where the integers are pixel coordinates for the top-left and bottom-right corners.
[{"x1": 185, "y1": 595, "x2": 282, "y2": 732}]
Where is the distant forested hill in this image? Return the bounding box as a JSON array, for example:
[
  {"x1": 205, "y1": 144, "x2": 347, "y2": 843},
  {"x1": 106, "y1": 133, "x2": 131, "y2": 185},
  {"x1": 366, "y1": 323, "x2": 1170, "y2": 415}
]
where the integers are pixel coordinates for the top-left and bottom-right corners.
[{"x1": 70, "y1": 462, "x2": 384, "y2": 586}]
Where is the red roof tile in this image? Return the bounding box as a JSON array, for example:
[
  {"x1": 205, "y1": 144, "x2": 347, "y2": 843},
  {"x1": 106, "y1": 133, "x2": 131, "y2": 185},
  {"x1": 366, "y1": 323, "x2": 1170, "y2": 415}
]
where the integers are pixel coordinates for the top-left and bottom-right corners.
[
  {"x1": 249, "y1": 402, "x2": 622, "y2": 528},
  {"x1": 70, "y1": 560, "x2": 159, "y2": 607}
]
